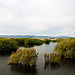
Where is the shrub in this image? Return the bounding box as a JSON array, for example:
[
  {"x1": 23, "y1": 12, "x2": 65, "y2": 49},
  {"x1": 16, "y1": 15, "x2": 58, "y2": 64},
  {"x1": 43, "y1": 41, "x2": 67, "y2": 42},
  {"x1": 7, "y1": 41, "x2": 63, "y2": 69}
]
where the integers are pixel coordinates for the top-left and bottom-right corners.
[
  {"x1": 54, "y1": 38, "x2": 75, "y2": 59},
  {"x1": 44, "y1": 38, "x2": 75, "y2": 65},
  {"x1": 8, "y1": 48, "x2": 38, "y2": 66},
  {"x1": 43, "y1": 39, "x2": 51, "y2": 44},
  {"x1": 0, "y1": 39, "x2": 18, "y2": 54},
  {"x1": 24, "y1": 38, "x2": 43, "y2": 47},
  {"x1": 14, "y1": 38, "x2": 26, "y2": 46}
]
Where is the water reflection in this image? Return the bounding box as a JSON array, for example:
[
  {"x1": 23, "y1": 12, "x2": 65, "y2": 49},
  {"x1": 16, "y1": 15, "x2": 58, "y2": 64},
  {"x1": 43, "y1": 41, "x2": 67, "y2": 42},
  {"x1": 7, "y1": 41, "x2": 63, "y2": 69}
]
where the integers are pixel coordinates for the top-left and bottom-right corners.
[
  {"x1": 44, "y1": 53, "x2": 60, "y2": 70},
  {"x1": 44, "y1": 54, "x2": 75, "y2": 75},
  {"x1": 44, "y1": 53, "x2": 75, "y2": 74},
  {"x1": 10, "y1": 64, "x2": 38, "y2": 75},
  {"x1": 44, "y1": 62, "x2": 60, "y2": 70}
]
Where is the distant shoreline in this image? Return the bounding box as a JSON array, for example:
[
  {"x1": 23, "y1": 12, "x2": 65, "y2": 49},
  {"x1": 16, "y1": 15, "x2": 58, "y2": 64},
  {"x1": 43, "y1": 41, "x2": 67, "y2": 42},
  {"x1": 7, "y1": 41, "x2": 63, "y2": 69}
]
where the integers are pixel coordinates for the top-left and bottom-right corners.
[{"x1": 0, "y1": 35, "x2": 74, "y2": 38}]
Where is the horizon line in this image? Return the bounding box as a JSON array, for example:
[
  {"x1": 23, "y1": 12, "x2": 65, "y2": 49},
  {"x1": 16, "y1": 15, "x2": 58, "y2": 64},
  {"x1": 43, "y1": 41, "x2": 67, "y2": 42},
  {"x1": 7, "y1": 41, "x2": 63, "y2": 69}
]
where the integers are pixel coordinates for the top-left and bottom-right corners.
[{"x1": 0, "y1": 34, "x2": 74, "y2": 37}]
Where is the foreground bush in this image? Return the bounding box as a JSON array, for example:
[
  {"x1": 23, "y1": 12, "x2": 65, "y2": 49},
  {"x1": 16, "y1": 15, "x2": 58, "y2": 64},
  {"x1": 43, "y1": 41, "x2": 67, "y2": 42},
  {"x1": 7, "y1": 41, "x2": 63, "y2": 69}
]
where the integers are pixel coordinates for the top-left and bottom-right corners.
[
  {"x1": 43, "y1": 39, "x2": 51, "y2": 44},
  {"x1": 44, "y1": 38, "x2": 75, "y2": 65},
  {"x1": 24, "y1": 38, "x2": 43, "y2": 47},
  {"x1": 0, "y1": 39, "x2": 18, "y2": 53},
  {"x1": 54, "y1": 38, "x2": 75, "y2": 59},
  {"x1": 8, "y1": 48, "x2": 38, "y2": 66}
]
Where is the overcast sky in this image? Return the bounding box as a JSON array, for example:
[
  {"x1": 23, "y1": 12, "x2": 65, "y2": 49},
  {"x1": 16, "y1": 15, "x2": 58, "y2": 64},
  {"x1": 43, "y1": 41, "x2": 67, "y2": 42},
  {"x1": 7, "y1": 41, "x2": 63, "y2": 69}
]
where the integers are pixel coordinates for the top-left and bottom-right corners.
[{"x1": 0, "y1": 0, "x2": 75, "y2": 36}]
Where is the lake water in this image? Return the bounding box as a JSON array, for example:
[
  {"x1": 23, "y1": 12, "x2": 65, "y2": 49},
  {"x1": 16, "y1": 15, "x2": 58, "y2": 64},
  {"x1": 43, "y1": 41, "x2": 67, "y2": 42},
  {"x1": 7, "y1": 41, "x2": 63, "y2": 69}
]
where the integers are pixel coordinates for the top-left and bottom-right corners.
[{"x1": 0, "y1": 42, "x2": 75, "y2": 75}]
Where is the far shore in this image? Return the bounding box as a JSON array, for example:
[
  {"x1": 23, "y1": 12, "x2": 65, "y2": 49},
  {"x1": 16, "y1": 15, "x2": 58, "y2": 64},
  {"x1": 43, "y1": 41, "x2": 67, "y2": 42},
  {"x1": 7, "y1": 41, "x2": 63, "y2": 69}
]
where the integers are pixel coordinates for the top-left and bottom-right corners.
[{"x1": 32, "y1": 38, "x2": 58, "y2": 40}]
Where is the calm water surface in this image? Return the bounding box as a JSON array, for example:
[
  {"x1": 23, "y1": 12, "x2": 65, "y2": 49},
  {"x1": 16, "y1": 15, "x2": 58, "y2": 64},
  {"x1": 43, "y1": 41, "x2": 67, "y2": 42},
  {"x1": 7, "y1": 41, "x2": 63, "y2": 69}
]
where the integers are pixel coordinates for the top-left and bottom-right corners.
[{"x1": 0, "y1": 42, "x2": 75, "y2": 75}]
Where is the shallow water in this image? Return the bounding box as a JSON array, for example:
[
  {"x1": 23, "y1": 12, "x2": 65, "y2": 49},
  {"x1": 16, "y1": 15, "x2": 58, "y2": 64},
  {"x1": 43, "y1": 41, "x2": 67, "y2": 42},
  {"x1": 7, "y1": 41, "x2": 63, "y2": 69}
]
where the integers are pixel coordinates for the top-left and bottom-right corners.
[{"x1": 0, "y1": 42, "x2": 75, "y2": 75}]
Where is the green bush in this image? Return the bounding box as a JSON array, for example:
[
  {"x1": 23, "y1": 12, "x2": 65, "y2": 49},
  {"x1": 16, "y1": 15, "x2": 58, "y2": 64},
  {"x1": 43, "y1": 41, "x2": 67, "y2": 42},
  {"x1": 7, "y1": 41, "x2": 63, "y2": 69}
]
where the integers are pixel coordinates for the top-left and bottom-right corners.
[
  {"x1": 44, "y1": 38, "x2": 75, "y2": 65},
  {"x1": 0, "y1": 39, "x2": 18, "y2": 54},
  {"x1": 24, "y1": 38, "x2": 43, "y2": 47},
  {"x1": 8, "y1": 48, "x2": 38, "y2": 66},
  {"x1": 54, "y1": 38, "x2": 75, "y2": 59},
  {"x1": 43, "y1": 39, "x2": 51, "y2": 44},
  {"x1": 14, "y1": 38, "x2": 26, "y2": 46}
]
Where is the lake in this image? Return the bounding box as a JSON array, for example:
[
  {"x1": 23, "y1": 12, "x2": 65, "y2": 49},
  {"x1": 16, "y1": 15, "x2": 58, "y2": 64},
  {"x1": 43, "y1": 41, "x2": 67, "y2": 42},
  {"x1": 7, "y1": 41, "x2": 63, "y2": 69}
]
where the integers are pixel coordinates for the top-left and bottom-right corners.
[{"x1": 0, "y1": 42, "x2": 75, "y2": 75}]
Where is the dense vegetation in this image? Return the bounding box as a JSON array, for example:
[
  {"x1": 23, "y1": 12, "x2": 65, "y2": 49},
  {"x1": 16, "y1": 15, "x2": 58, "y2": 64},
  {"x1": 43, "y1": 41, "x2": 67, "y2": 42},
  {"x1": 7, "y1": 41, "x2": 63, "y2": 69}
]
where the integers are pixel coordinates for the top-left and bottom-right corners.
[
  {"x1": 8, "y1": 48, "x2": 38, "y2": 66},
  {"x1": 44, "y1": 38, "x2": 75, "y2": 64},
  {"x1": 43, "y1": 39, "x2": 51, "y2": 44},
  {"x1": 0, "y1": 39, "x2": 18, "y2": 54},
  {"x1": 24, "y1": 38, "x2": 43, "y2": 47},
  {"x1": 13, "y1": 38, "x2": 26, "y2": 46},
  {"x1": 11, "y1": 38, "x2": 43, "y2": 47},
  {"x1": 54, "y1": 38, "x2": 75, "y2": 59},
  {"x1": 0, "y1": 38, "x2": 44, "y2": 54}
]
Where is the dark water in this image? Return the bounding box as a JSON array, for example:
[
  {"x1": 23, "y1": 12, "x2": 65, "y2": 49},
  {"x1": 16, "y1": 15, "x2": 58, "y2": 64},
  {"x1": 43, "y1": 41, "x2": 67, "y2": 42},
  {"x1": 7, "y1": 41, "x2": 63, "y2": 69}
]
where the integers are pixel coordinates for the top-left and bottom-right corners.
[{"x1": 0, "y1": 42, "x2": 75, "y2": 75}]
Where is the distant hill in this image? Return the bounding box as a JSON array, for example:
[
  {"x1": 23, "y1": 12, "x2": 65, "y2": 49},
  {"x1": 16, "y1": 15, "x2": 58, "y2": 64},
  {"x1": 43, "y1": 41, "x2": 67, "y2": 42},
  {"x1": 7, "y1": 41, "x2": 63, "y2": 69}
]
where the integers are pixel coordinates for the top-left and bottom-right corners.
[
  {"x1": 0, "y1": 35, "x2": 74, "y2": 38},
  {"x1": 51, "y1": 36, "x2": 74, "y2": 38}
]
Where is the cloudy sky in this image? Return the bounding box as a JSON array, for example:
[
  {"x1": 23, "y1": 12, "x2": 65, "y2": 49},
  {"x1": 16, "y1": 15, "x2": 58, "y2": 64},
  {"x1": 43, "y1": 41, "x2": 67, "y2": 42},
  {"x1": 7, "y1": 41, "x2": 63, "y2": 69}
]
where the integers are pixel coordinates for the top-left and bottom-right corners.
[{"x1": 0, "y1": 0, "x2": 75, "y2": 36}]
